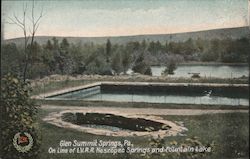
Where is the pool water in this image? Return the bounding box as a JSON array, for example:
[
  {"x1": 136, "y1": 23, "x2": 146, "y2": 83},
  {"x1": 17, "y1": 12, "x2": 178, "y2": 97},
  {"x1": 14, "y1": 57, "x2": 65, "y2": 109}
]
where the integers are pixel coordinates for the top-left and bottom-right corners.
[{"x1": 82, "y1": 93, "x2": 248, "y2": 106}]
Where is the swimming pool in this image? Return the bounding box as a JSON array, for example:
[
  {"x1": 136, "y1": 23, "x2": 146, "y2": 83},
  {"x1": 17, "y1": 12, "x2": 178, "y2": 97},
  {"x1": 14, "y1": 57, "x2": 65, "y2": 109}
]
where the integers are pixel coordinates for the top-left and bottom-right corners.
[{"x1": 46, "y1": 82, "x2": 249, "y2": 106}]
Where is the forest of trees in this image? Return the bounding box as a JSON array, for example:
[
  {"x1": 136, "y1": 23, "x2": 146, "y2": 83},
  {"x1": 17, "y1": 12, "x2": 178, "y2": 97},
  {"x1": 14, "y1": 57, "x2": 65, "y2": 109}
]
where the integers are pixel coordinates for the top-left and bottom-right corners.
[{"x1": 2, "y1": 37, "x2": 250, "y2": 79}]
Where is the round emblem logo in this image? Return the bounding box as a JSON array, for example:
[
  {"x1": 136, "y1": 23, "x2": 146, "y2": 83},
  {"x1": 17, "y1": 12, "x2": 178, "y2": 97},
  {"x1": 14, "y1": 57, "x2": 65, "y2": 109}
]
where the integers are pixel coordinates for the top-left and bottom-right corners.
[{"x1": 13, "y1": 132, "x2": 33, "y2": 153}]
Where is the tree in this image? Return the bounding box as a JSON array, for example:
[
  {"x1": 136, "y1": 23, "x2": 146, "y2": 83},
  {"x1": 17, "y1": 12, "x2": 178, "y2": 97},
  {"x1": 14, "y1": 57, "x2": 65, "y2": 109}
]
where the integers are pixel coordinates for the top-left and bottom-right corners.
[
  {"x1": 141, "y1": 39, "x2": 147, "y2": 51},
  {"x1": 148, "y1": 41, "x2": 156, "y2": 54},
  {"x1": 196, "y1": 37, "x2": 205, "y2": 53},
  {"x1": 106, "y1": 39, "x2": 111, "y2": 63},
  {"x1": 50, "y1": 37, "x2": 63, "y2": 74},
  {"x1": 121, "y1": 51, "x2": 131, "y2": 74},
  {"x1": 28, "y1": 41, "x2": 42, "y2": 62},
  {"x1": 45, "y1": 40, "x2": 53, "y2": 50},
  {"x1": 59, "y1": 38, "x2": 73, "y2": 74},
  {"x1": 111, "y1": 52, "x2": 122, "y2": 74},
  {"x1": 70, "y1": 43, "x2": 86, "y2": 75},
  {"x1": 165, "y1": 41, "x2": 169, "y2": 52},
  {"x1": 168, "y1": 42, "x2": 181, "y2": 54},
  {"x1": 42, "y1": 40, "x2": 56, "y2": 74},
  {"x1": 7, "y1": 1, "x2": 44, "y2": 81},
  {"x1": 1, "y1": 43, "x2": 21, "y2": 76},
  {"x1": 60, "y1": 38, "x2": 70, "y2": 50},
  {"x1": 163, "y1": 60, "x2": 177, "y2": 75},
  {"x1": 0, "y1": 74, "x2": 40, "y2": 159},
  {"x1": 52, "y1": 37, "x2": 59, "y2": 49},
  {"x1": 132, "y1": 53, "x2": 152, "y2": 75},
  {"x1": 221, "y1": 38, "x2": 250, "y2": 63},
  {"x1": 183, "y1": 38, "x2": 196, "y2": 55},
  {"x1": 27, "y1": 41, "x2": 47, "y2": 78}
]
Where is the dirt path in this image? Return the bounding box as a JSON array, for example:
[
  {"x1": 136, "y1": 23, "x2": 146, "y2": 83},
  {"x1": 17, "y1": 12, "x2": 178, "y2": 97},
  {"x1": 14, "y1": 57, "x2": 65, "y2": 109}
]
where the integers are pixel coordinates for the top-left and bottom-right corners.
[{"x1": 41, "y1": 105, "x2": 248, "y2": 116}]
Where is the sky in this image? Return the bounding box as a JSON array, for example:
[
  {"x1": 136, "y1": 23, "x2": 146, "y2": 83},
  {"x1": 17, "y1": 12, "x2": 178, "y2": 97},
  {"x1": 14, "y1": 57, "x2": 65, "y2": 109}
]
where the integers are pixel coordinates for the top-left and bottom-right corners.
[{"x1": 2, "y1": 0, "x2": 249, "y2": 39}]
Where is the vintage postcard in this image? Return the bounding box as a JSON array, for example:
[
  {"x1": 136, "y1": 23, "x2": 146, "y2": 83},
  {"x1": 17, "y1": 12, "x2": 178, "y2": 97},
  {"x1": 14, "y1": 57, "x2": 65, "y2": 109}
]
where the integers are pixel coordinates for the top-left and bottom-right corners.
[{"x1": 1, "y1": 0, "x2": 249, "y2": 159}]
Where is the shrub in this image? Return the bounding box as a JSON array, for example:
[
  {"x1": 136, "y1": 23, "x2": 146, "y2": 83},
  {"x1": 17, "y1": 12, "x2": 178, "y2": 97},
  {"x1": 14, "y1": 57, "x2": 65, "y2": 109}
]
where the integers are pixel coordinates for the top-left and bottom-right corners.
[
  {"x1": 162, "y1": 60, "x2": 177, "y2": 75},
  {"x1": 132, "y1": 54, "x2": 152, "y2": 76},
  {"x1": 0, "y1": 74, "x2": 40, "y2": 159}
]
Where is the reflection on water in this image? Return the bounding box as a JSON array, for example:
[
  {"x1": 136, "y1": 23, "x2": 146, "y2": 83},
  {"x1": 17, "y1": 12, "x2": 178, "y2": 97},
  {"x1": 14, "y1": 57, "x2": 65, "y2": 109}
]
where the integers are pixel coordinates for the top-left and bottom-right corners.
[{"x1": 149, "y1": 65, "x2": 248, "y2": 78}]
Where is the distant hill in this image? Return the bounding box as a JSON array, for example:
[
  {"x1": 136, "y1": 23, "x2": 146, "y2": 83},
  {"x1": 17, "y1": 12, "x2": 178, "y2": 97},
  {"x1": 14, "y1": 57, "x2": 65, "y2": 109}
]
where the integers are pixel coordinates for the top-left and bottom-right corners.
[{"x1": 4, "y1": 26, "x2": 250, "y2": 45}]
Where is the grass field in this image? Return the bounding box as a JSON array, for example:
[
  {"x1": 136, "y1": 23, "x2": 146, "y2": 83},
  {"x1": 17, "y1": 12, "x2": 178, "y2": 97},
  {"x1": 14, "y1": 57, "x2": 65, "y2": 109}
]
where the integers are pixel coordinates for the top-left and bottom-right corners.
[{"x1": 37, "y1": 108, "x2": 249, "y2": 159}]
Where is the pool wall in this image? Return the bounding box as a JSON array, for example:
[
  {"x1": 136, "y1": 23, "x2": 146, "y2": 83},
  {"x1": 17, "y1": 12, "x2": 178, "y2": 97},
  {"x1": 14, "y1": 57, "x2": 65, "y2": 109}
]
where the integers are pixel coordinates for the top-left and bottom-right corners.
[{"x1": 100, "y1": 83, "x2": 248, "y2": 98}]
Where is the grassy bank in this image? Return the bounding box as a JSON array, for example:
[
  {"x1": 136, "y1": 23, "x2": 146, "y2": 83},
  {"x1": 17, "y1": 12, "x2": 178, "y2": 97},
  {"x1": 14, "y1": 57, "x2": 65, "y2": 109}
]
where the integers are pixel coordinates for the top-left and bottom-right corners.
[{"x1": 37, "y1": 109, "x2": 249, "y2": 159}]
